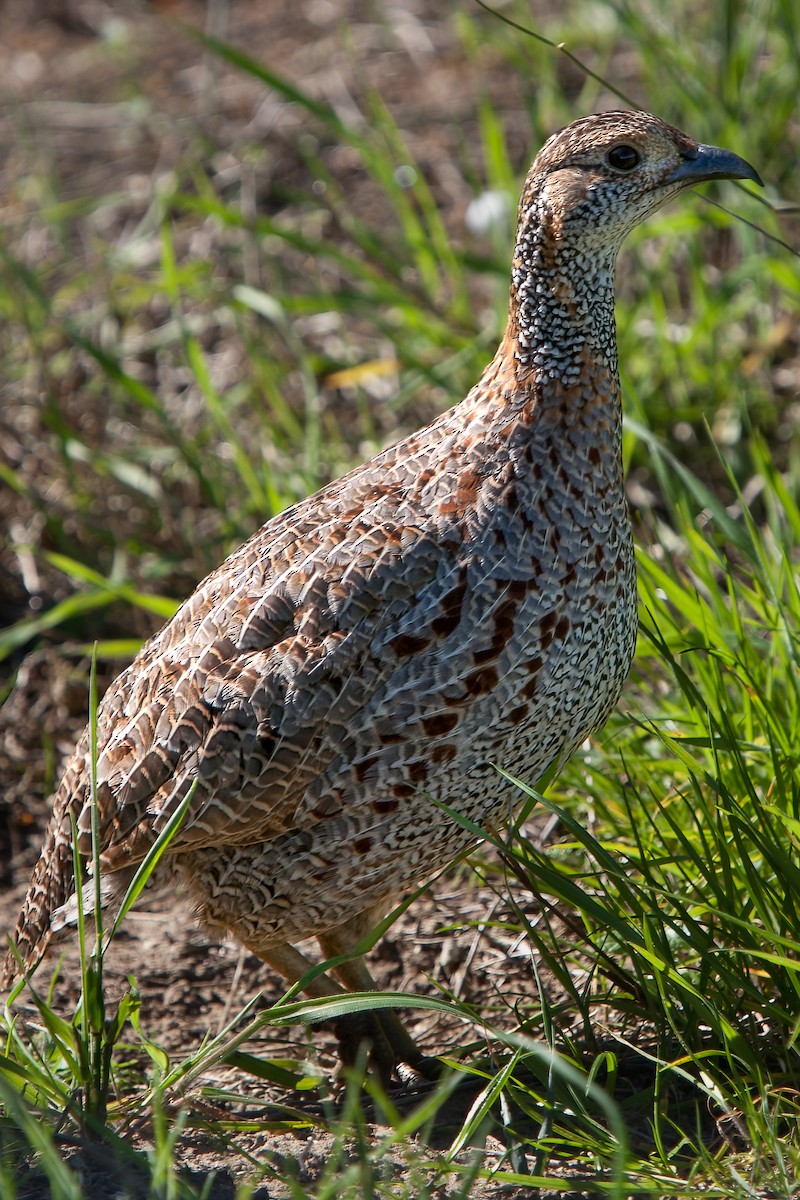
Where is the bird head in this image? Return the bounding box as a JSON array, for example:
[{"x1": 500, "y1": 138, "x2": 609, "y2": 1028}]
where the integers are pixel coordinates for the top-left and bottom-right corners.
[
  {"x1": 505, "y1": 111, "x2": 762, "y2": 384},
  {"x1": 521, "y1": 110, "x2": 762, "y2": 254}
]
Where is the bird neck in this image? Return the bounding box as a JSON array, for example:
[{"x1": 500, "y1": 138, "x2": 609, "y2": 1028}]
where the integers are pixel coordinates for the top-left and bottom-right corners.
[
  {"x1": 463, "y1": 212, "x2": 626, "y2": 483},
  {"x1": 506, "y1": 211, "x2": 620, "y2": 392}
]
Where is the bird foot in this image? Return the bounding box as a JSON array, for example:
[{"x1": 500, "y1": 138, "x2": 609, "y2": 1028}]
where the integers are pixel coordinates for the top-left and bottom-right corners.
[
  {"x1": 394, "y1": 1054, "x2": 443, "y2": 1087},
  {"x1": 331, "y1": 1010, "x2": 440, "y2": 1090}
]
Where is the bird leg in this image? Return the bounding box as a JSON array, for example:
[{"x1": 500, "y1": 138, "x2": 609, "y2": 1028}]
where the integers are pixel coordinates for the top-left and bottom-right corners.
[
  {"x1": 251, "y1": 938, "x2": 394, "y2": 1083},
  {"x1": 317, "y1": 917, "x2": 441, "y2": 1084},
  {"x1": 251, "y1": 923, "x2": 438, "y2": 1085}
]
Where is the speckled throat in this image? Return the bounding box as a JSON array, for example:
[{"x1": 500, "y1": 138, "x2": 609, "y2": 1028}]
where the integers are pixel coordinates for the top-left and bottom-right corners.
[{"x1": 511, "y1": 197, "x2": 620, "y2": 385}]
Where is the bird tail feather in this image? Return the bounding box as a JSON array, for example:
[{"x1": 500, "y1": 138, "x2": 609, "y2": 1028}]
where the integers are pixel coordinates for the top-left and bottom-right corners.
[{"x1": 2, "y1": 738, "x2": 89, "y2": 990}]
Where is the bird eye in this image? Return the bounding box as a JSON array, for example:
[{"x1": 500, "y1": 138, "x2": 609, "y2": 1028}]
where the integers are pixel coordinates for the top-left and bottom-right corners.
[{"x1": 607, "y1": 145, "x2": 640, "y2": 171}]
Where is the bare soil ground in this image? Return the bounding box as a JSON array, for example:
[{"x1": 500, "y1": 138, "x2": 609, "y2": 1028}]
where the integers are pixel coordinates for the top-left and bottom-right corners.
[{"x1": 0, "y1": 3, "x2": 611, "y2": 1195}]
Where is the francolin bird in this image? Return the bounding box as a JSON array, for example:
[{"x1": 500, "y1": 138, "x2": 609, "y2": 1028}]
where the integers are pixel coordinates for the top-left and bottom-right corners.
[{"x1": 4, "y1": 112, "x2": 761, "y2": 1081}]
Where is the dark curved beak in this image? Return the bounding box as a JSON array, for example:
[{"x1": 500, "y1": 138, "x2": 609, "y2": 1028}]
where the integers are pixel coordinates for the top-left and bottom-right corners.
[{"x1": 667, "y1": 143, "x2": 763, "y2": 187}]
